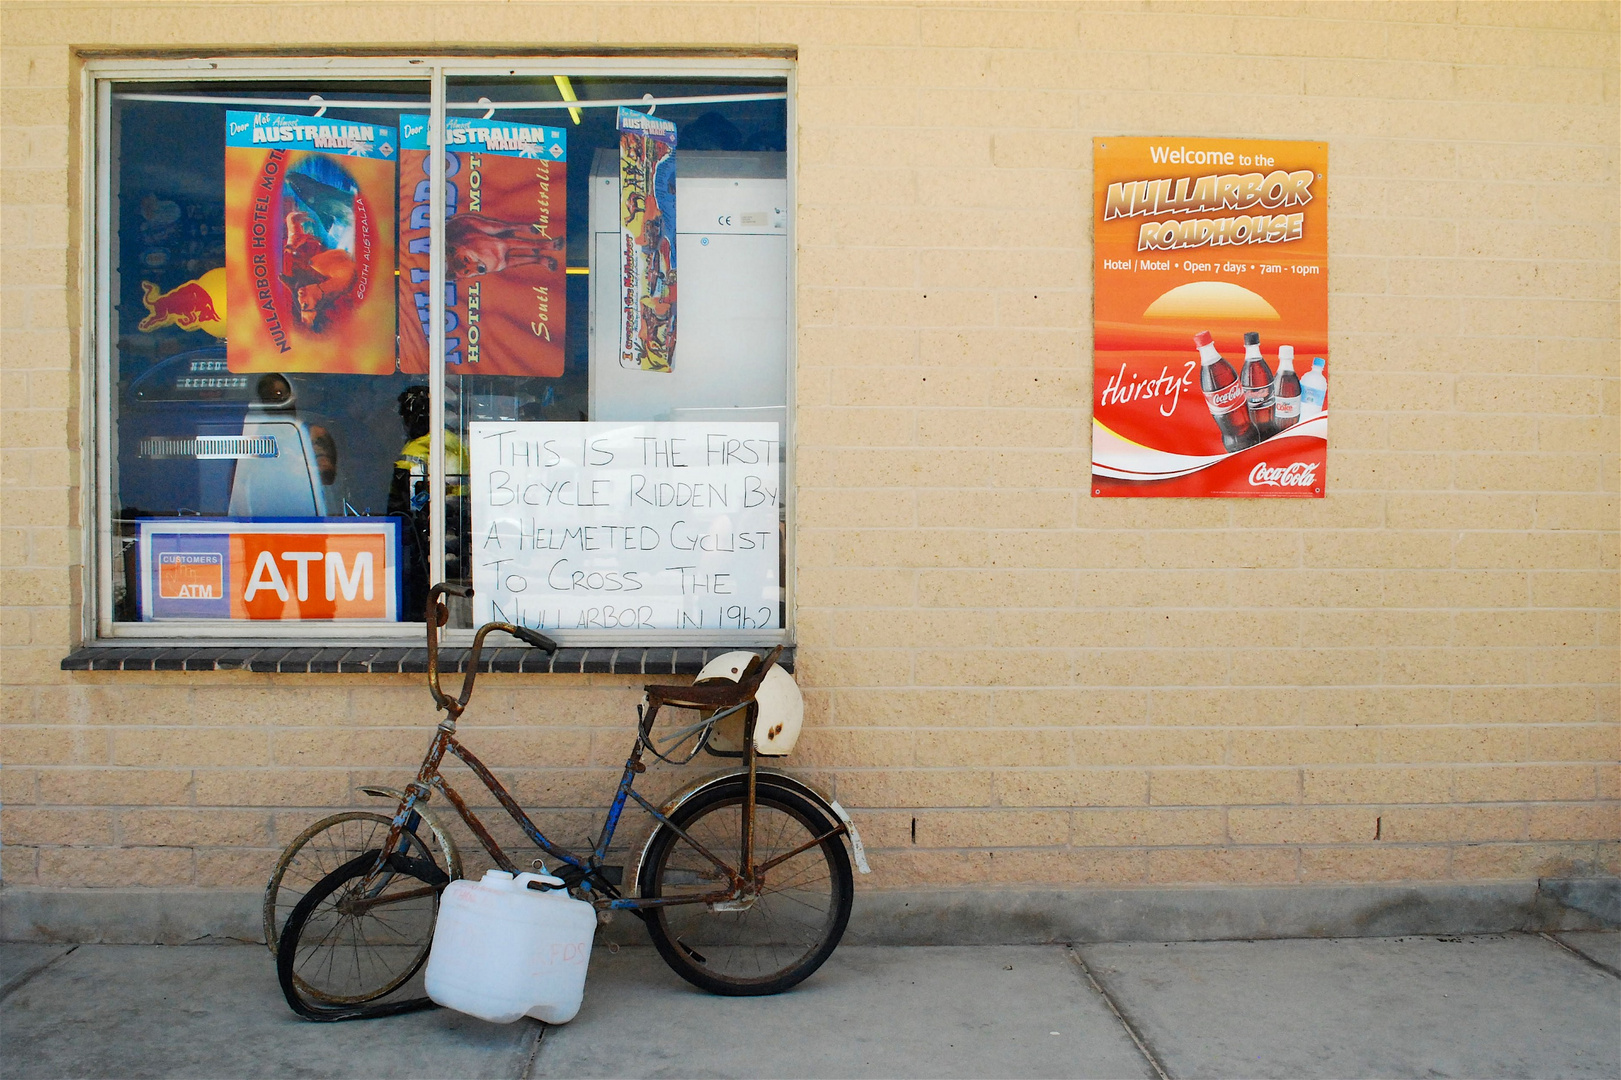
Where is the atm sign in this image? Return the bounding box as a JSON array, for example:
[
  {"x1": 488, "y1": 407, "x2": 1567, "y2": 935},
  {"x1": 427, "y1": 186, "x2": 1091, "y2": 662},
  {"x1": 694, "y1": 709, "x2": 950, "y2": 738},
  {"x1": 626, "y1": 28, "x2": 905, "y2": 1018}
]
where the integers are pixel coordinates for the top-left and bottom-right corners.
[
  {"x1": 231, "y1": 533, "x2": 388, "y2": 620},
  {"x1": 138, "y1": 519, "x2": 401, "y2": 622}
]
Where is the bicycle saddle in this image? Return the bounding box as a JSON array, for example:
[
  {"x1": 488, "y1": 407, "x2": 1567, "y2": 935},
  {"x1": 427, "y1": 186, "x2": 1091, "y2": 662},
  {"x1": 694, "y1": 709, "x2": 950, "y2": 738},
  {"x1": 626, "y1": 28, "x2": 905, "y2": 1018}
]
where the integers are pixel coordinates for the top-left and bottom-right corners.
[{"x1": 643, "y1": 647, "x2": 783, "y2": 713}]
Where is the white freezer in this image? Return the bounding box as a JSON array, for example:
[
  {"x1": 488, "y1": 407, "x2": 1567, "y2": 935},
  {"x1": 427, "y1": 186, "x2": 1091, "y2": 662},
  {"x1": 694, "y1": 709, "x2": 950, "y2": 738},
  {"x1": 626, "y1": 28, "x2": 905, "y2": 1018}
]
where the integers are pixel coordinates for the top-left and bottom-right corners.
[{"x1": 588, "y1": 149, "x2": 789, "y2": 427}]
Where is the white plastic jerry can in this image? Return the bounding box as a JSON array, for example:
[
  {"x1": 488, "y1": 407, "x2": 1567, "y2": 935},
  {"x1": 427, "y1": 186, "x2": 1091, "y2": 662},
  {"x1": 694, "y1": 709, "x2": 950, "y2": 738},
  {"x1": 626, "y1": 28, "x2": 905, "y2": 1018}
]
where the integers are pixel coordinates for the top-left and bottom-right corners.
[{"x1": 424, "y1": 870, "x2": 597, "y2": 1024}]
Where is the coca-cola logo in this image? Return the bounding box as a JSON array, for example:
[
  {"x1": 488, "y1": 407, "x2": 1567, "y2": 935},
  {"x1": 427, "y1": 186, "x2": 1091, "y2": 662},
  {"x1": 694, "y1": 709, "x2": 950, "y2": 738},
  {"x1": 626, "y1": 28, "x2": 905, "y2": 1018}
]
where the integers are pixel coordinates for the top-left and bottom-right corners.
[
  {"x1": 1206, "y1": 382, "x2": 1245, "y2": 412},
  {"x1": 1248, "y1": 461, "x2": 1319, "y2": 487}
]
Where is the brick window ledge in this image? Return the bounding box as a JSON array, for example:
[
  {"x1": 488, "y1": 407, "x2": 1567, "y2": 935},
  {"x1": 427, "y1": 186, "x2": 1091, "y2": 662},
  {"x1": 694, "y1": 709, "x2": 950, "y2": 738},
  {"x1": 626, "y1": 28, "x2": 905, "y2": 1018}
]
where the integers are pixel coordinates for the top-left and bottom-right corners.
[{"x1": 60, "y1": 645, "x2": 794, "y2": 676}]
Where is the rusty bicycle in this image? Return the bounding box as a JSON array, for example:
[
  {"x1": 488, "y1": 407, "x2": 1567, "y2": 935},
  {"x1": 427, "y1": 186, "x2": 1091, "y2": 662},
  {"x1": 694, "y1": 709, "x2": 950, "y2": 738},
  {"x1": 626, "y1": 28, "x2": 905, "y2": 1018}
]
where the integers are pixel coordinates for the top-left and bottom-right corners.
[{"x1": 264, "y1": 583, "x2": 868, "y2": 1021}]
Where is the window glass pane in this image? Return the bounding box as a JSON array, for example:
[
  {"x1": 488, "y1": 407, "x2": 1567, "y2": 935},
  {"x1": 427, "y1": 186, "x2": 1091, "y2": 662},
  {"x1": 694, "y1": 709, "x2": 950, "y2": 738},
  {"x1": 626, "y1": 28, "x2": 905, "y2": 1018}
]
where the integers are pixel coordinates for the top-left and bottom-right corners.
[
  {"x1": 440, "y1": 74, "x2": 790, "y2": 634},
  {"x1": 107, "y1": 82, "x2": 429, "y2": 625}
]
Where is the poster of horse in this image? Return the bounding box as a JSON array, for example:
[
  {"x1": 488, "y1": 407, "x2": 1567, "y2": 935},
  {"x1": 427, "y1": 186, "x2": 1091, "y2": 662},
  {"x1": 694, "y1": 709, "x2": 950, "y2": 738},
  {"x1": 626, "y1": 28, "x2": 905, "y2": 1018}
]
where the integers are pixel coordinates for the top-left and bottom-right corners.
[{"x1": 397, "y1": 115, "x2": 568, "y2": 378}]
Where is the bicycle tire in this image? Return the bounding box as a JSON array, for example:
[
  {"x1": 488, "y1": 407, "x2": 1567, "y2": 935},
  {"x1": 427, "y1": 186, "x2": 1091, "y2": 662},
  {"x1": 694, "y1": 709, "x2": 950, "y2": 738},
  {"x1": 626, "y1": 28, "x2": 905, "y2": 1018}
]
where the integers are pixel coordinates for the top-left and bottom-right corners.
[
  {"x1": 263, "y1": 809, "x2": 456, "y2": 955},
  {"x1": 638, "y1": 780, "x2": 853, "y2": 996},
  {"x1": 275, "y1": 848, "x2": 442, "y2": 1020}
]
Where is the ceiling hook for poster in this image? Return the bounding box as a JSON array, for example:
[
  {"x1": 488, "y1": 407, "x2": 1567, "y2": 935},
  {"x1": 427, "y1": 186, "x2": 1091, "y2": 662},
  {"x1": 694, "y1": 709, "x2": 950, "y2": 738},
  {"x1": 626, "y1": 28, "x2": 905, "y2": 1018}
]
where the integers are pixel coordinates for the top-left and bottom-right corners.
[
  {"x1": 641, "y1": 93, "x2": 656, "y2": 116},
  {"x1": 307, "y1": 94, "x2": 328, "y2": 118},
  {"x1": 478, "y1": 97, "x2": 496, "y2": 120}
]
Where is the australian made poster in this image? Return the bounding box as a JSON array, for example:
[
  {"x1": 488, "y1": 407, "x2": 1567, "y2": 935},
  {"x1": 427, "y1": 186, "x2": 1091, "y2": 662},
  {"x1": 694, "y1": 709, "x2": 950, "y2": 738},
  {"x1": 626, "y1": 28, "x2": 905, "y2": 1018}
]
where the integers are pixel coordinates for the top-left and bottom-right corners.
[
  {"x1": 398, "y1": 116, "x2": 568, "y2": 377},
  {"x1": 1092, "y1": 137, "x2": 1329, "y2": 498},
  {"x1": 617, "y1": 107, "x2": 677, "y2": 373},
  {"x1": 224, "y1": 111, "x2": 398, "y2": 374}
]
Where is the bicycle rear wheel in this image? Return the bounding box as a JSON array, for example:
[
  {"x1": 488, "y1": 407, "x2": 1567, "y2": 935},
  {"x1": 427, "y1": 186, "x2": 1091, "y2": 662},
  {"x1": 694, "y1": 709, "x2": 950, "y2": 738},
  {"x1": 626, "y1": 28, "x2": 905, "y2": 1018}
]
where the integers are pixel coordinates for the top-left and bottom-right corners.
[
  {"x1": 276, "y1": 849, "x2": 441, "y2": 1019},
  {"x1": 638, "y1": 781, "x2": 852, "y2": 996}
]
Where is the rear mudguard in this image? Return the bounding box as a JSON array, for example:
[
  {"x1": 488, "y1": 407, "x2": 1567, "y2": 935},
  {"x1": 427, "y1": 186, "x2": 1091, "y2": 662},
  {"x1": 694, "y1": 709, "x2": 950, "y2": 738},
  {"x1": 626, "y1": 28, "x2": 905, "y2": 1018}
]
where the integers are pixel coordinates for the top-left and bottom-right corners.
[
  {"x1": 359, "y1": 785, "x2": 465, "y2": 883},
  {"x1": 629, "y1": 767, "x2": 871, "y2": 897}
]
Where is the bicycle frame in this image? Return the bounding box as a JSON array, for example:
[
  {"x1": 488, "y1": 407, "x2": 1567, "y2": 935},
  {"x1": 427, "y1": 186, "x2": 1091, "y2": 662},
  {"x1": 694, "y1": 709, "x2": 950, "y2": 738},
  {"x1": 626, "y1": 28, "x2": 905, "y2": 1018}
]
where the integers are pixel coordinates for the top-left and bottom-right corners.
[{"x1": 355, "y1": 584, "x2": 841, "y2": 916}]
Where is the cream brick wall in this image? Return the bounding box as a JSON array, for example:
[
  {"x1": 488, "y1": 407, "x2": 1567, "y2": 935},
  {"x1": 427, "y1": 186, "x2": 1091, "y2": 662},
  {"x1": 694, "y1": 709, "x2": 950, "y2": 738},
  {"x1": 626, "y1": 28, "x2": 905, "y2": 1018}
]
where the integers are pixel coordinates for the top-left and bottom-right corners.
[{"x1": 1, "y1": 1, "x2": 1616, "y2": 892}]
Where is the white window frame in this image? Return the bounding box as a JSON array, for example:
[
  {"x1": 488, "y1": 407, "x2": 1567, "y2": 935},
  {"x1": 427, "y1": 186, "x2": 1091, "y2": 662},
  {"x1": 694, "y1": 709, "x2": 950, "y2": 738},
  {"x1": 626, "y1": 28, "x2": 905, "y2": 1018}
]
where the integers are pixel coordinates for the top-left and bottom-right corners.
[{"x1": 81, "y1": 54, "x2": 796, "y2": 648}]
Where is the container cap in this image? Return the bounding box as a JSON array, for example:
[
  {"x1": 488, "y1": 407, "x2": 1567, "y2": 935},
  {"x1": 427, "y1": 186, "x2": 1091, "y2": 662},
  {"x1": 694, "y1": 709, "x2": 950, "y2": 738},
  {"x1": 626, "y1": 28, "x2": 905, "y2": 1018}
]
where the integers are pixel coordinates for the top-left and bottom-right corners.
[
  {"x1": 1192, "y1": 331, "x2": 1213, "y2": 347},
  {"x1": 1243, "y1": 332, "x2": 1260, "y2": 346},
  {"x1": 1278, "y1": 345, "x2": 1294, "y2": 361},
  {"x1": 1313, "y1": 356, "x2": 1325, "y2": 367},
  {"x1": 515, "y1": 871, "x2": 566, "y2": 891}
]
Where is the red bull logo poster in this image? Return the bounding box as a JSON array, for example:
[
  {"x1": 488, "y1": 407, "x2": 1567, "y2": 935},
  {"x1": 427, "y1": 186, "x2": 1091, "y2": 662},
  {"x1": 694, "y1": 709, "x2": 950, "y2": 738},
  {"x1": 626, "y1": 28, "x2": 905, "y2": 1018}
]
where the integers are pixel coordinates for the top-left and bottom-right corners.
[
  {"x1": 397, "y1": 115, "x2": 567, "y2": 377},
  {"x1": 1092, "y1": 137, "x2": 1329, "y2": 498},
  {"x1": 617, "y1": 107, "x2": 677, "y2": 373},
  {"x1": 137, "y1": 266, "x2": 227, "y2": 337},
  {"x1": 224, "y1": 111, "x2": 398, "y2": 375},
  {"x1": 137, "y1": 519, "x2": 401, "y2": 621}
]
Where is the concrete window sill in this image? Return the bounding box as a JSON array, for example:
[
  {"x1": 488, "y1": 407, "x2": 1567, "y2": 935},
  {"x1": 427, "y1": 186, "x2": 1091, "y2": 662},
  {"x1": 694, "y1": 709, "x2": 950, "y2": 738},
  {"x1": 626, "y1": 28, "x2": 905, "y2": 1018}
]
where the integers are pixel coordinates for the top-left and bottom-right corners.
[{"x1": 59, "y1": 645, "x2": 793, "y2": 676}]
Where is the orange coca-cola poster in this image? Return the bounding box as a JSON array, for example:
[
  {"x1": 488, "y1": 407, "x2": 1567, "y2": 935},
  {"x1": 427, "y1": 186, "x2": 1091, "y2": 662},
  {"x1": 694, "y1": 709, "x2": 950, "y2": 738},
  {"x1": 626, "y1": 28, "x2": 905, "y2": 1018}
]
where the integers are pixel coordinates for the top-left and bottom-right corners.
[{"x1": 1092, "y1": 137, "x2": 1329, "y2": 498}]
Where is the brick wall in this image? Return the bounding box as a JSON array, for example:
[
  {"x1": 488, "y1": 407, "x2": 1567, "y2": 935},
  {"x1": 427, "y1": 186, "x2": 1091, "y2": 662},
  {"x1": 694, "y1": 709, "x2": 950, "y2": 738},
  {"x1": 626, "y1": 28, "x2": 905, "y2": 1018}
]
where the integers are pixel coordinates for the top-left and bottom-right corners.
[{"x1": 1, "y1": 1, "x2": 1616, "y2": 892}]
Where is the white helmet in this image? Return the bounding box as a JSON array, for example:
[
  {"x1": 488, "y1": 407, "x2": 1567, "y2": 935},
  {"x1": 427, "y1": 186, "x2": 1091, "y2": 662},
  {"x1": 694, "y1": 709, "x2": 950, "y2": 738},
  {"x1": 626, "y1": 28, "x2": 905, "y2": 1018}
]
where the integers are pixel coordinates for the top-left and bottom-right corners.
[{"x1": 695, "y1": 651, "x2": 803, "y2": 756}]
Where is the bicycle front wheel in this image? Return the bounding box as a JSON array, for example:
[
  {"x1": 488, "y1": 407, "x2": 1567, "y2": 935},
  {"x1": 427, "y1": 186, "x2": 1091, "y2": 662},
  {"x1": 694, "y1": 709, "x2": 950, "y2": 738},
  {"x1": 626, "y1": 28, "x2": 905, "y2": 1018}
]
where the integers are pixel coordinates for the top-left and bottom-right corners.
[
  {"x1": 638, "y1": 781, "x2": 853, "y2": 996},
  {"x1": 264, "y1": 809, "x2": 457, "y2": 954},
  {"x1": 276, "y1": 849, "x2": 441, "y2": 1017}
]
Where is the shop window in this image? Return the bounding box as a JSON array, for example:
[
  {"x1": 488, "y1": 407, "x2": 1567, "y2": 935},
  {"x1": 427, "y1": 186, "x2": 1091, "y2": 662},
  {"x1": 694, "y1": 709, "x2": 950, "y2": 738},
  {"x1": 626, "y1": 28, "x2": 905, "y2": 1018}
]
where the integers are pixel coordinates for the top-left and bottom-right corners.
[{"x1": 90, "y1": 60, "x2": 793, "y2": 647}]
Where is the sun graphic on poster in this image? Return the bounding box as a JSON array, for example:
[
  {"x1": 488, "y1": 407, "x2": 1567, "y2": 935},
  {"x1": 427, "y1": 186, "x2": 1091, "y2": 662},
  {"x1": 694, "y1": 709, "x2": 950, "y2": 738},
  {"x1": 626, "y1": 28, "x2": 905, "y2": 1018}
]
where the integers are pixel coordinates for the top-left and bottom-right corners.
[{"x1": 1142, "y1": 281, "x2": 1280, "y2": 321}]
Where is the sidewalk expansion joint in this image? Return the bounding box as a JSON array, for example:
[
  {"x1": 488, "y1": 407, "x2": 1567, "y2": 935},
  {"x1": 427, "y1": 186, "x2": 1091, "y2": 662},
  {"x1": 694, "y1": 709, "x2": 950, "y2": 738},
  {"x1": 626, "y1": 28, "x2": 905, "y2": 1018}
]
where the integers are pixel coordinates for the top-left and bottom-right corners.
[
  {"x1": 1066, "y1": 944, "x2": 1173, "y2": 1080},
  {"x1": 1537, "y1": 931, "x2": 1621, "y2": 980},
  {"x1": 519, "y1": 1020, "x2": 546, "y2": 1079},
  {"x1": 0, "y1": 945, "x2": 79, "y2": 1005}
]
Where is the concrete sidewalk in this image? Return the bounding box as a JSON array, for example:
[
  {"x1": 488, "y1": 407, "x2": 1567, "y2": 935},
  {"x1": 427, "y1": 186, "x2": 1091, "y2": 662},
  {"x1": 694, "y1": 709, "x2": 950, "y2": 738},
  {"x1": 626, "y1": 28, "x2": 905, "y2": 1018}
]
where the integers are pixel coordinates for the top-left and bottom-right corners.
[{"x1": 2, "y1": 934, "x2": 1617, "y2": 1079}]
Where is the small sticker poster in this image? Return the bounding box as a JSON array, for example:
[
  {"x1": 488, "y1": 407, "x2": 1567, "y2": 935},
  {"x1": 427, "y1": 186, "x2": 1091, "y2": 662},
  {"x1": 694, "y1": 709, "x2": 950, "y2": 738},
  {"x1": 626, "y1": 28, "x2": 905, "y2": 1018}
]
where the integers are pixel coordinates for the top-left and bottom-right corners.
[
  {"x1": 223, "y1": 111, "x2": 398, "y2": 374},
  {"x1": 1092, "y1": 137, "x2": 1329, "y2": 497},
  {"x1": 397, "y1": 116, "x2": 568, "y2": 377},
  {"x1": 617, "y1": 107, "x2": 677, "y2": 373}
]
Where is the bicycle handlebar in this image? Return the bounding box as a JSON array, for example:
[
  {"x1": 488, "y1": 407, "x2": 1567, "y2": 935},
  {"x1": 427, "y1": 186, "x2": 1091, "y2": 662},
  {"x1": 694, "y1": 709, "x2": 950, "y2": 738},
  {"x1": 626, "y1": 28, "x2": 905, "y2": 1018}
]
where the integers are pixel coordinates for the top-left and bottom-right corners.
[
  {"x1": 508, "y1": 625, "x2": 559, "y2": 652},
  {"x1": 425, "y1": 584, "x2": 559, "y2": 714}
]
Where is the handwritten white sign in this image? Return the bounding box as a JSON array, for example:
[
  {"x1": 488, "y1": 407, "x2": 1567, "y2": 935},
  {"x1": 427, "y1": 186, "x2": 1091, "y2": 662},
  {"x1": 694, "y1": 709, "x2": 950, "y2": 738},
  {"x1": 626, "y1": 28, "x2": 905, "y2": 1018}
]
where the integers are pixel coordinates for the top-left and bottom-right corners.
[{"x1": 469, "y1": 422, "x2": 781, "y2": 632}]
